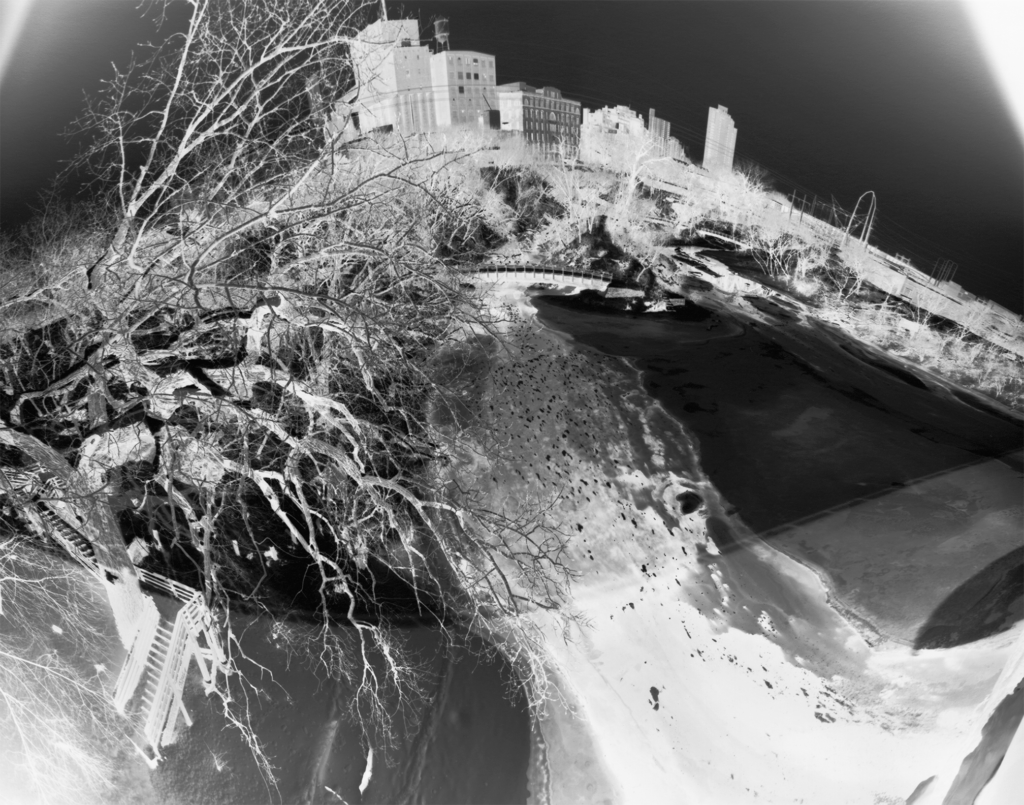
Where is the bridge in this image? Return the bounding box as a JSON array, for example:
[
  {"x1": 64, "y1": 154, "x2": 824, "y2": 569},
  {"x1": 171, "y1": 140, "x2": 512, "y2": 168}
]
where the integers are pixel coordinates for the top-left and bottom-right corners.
[
  {"x1": 0, "y1": 467, "x2": 226, "y2": 763},
  {"x1": 695, "y1": 228, "x2": 754, "y2": 250},
  {"x1": 463, "y1": 265, "x2": 612, "y2": 291}
]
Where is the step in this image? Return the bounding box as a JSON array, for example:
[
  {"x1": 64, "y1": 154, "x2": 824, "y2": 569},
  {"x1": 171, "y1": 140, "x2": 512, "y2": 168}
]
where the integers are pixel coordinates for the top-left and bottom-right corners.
[{"x1": 147, "y1": 658, "x2": 168, "y2": 677}]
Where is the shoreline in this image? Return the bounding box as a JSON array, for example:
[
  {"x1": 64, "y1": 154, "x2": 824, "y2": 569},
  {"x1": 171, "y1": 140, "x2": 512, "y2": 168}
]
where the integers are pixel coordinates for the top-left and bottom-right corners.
[
  {"x1": 466, "y1": 282, "x2": 1021, "y2": 803},
  {"x1": 529, "y1": 282, "x2": 1023, "y2": 648}
]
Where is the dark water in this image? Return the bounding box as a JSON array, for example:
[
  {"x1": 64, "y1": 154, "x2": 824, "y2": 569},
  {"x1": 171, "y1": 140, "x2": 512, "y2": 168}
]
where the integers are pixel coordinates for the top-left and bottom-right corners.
[
  {"x1": 532, "y1": 288, "x2": 1023, "y2": 645},
  {"x1": 534, "y1": 292, "x2": 1021, "y2": 533},
  {"x1": 155, "y1": 614, "x2": 531, "y2": 805},
  {"x1": 2, "y1": 1, "x2": 1021, "y2": 311}
]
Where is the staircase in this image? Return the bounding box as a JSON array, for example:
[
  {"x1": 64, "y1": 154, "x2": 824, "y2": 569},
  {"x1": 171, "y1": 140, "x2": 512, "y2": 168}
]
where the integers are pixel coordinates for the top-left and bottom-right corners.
[
  {"x1": 36, "y1": 506, "x2": 96, "y2": 565},
  {"x1": 1, "y1": 467, "x2": 226, "y2": 762}
]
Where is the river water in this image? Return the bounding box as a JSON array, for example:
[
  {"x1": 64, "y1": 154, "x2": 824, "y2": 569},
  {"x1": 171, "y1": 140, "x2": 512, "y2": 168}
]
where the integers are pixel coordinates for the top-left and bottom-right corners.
[
  {"x1": 531, "y1": 282, "x2": 1023, "y2": 649},
  {"x1": 150, "y1": 615, "x2": 531, "y2": 805},
  {"x1": 143, "y1": 277, "x2": 1020, "y2": 802}
]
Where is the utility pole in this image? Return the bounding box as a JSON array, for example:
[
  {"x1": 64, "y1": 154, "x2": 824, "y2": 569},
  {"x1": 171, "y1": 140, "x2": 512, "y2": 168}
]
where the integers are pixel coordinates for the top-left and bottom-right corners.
[{"x1": 931, "y1": 258, "x2": 958, "y2": 285}]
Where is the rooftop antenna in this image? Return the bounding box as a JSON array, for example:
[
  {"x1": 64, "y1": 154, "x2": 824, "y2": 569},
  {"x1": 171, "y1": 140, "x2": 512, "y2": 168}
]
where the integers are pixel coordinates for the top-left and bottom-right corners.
[{"x1": 434, "y1": 17, "x2": 450, "y2": 51}]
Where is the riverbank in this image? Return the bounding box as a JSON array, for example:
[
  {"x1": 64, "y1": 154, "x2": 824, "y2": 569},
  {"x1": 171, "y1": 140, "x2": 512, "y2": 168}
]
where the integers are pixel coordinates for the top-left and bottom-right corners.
[
  {"x1": 454, "y1": 282, "x2": 1022, "y2": 804},
  {"x1": 533, "y1": 275, "x2": 1023, "y2": 649}
]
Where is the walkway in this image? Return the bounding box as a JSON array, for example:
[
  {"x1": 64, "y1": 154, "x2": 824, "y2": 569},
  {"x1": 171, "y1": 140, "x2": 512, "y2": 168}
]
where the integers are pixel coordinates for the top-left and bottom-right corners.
[{"x1": 464, "y1": 265, "x2": 613, "y2": 291}]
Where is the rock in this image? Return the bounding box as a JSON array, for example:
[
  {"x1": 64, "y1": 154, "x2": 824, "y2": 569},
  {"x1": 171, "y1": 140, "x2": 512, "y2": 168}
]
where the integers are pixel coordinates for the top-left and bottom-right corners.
[
  {"x1": 159, "y1": 426, "x2": 226, "y2": 488},
  {"x1": 603, "y1": 287, "x2": 645, "y2": 299},
  {"x1": 676, "y1": 491, "x2": 703, "y2": 514},
  {"x1": 78, "y1": 423, "x2": 157, "y2": 491}
]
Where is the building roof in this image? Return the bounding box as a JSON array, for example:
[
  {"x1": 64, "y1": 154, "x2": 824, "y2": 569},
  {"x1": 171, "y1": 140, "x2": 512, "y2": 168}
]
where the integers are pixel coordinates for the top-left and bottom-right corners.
[
  {"x1": 497, "y1": 82, "x2": 537, "y2": 92},
  {"x1": 356, "y1": 19, "x2": 421, "y2": 45}
]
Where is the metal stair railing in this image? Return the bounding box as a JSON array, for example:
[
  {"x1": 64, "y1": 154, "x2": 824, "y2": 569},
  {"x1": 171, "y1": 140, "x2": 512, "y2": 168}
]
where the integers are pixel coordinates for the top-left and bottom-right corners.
[
  {"x1": 142, "y1": 595, "x2": 210, "y2": 751},
  {"x1": 113, "y1": 601, "x2": 160, "y2": 713},
  {"x1": 1, "y1": 460, "x2": 227, "y2": 759}
]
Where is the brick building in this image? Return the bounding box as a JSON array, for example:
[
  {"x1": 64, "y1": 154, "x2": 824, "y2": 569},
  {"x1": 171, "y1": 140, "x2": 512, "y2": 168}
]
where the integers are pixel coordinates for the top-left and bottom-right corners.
[{"x1": 497, "y1": 83, "x2": 582, "y2": 154}]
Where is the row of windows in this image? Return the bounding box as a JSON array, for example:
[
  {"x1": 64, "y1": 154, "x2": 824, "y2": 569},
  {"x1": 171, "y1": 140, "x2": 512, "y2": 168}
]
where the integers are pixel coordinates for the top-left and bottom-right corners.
[
  {"x1": 523, "y1": 132, "x2": 577, "y2": 142},
  {"x1": 453, "y1": 56, "x2": 493, "y2": 69},
  {"x1": 525, "y1": 121, "x2": 575, "y2": 132},
  {"x1": 523, "y1": 100, "x2": 578, "y2": 114},
  {"x1": 450, "y1": 71, "x2": 491, "y2": 83},
  {"x1": 523, "y1": 109, "x2": 577, "y2": 122}
]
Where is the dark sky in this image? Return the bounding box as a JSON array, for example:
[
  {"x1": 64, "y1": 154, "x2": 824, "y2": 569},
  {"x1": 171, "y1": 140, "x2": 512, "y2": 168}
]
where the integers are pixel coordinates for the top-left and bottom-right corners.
[
  {"x1": 2, "y1": 0, "x2": 1021, "y2": 311},
  {"x1": 402, "y1": 1, "x2": 1022, "y2": 312}
]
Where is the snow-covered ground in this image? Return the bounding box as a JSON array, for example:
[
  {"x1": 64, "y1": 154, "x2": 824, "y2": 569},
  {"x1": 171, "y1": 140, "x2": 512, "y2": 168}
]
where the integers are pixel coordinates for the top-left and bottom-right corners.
[{"x1": 457, "y1": 285, "x2": 1022, "y2": 804}]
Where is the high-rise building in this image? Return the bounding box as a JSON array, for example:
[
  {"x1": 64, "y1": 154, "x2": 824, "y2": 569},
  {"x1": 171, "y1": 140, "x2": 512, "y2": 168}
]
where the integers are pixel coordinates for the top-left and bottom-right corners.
[
  {"x1": 497, "y1": 83, "x2": 581, "y2": 154},
  {"x1": 702, "y1": 104, "x2": 737, "y2": 175},
  {"x1": 331, "y1": 18, "x2": 499, "y2": 139},
  {"x1": 647, "y1": 108, "x2": 685, "y2": 161},
  {"x1": 648, "y1": 108, "x2": 671, "y2": 143}
]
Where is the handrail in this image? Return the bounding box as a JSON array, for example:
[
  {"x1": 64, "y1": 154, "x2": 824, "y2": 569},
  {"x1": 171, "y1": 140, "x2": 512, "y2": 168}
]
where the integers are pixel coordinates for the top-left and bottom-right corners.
[
  {"x1": 138, "y1": 568, "x2": 200, "y2": 604},
  {"x1": 113, "y1": 602, "x2": 160, "y2": 713},
  {"x1": 467, "y1": 265, "x2": 613, "y2": 283}
]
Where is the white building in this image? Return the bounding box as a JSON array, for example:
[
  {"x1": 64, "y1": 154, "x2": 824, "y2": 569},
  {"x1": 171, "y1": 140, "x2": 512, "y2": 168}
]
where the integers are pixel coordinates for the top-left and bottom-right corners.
[
  {"x1": 497, "y1": 83, "x2": 581, "y2": 154},
  {"x1": 647, "y1": 108, "x2": 686, "y2": 161},
  {"x1": 702, "y1": 104, "x2": 737, "y2": 175},
  {"x1": 582, "y1": 105, "x2": 646, "y2": 138},
  {"x1": 579, "y1": 105, "x2": 648, "y2": 168},
  {"x1": 330, "y1": 18, "x2": 498, "y2": 139},
  {"x1": 430, "y1": 49, "x2": 499, "y2": 130}
]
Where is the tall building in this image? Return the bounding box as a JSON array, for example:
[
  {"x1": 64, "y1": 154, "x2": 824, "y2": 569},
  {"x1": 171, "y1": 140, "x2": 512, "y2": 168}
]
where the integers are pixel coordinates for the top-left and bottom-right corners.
[
  {"x1": 332, "y1": 18, "x2": 499, "y2": 138},
  {"x1": 345, "y1": 19, "x2": 435, "y2": 134},
  {"x1": 497, "y1": 83, "x2": 581, "y2": 153},
  {"x1": 702, "y1": 104, "x2": 737, "y2": 175},
  {"x1": 647, "y1": 108, "x2": 685, "y2": 161},
  {"x1": 648, "y1": 108, "x2": 671, "y2": 143},
  {"x1": 431, "y1": 50, "x2": 499, "y2": 130}
]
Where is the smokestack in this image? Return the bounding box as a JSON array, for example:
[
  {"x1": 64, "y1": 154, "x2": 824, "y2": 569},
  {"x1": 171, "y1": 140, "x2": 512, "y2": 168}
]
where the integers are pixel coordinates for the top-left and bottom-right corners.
[{"x1": 434, "y1": 18, "x2": 450, "y2": 51}]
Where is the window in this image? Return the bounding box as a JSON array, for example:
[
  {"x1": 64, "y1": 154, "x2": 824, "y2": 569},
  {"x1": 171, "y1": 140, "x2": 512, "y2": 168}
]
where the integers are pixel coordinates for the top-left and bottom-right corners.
[
  {"x1": 473, "y1": 57, "x2": 479, "y2": 64},
  {"x1": 459, "y1": 86, "x2": 465, "y2": 94},
  {"x1": 473, "y1": 73, "x2": 479, "y2": 80},
  {"x1": 457, "y1": 71, "x2": 463, "y2": 79}
]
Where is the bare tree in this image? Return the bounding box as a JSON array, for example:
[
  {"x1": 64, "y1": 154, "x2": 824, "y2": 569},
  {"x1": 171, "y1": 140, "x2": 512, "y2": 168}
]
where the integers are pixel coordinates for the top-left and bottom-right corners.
[{"x1": 0, "y1": 0, "x2": 574, "y2": 772}]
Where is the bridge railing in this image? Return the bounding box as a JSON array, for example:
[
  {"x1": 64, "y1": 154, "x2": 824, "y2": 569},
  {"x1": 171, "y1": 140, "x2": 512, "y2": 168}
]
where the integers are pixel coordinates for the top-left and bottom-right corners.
[{"x1": 466, "y1": 265, "x2": 613, "y2": 283}]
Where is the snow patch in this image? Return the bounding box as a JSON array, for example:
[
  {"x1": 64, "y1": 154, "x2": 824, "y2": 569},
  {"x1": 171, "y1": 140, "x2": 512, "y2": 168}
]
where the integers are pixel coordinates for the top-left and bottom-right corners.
[{"x1": 358, "y1": 746, "x2": 374, "y2": 795}]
